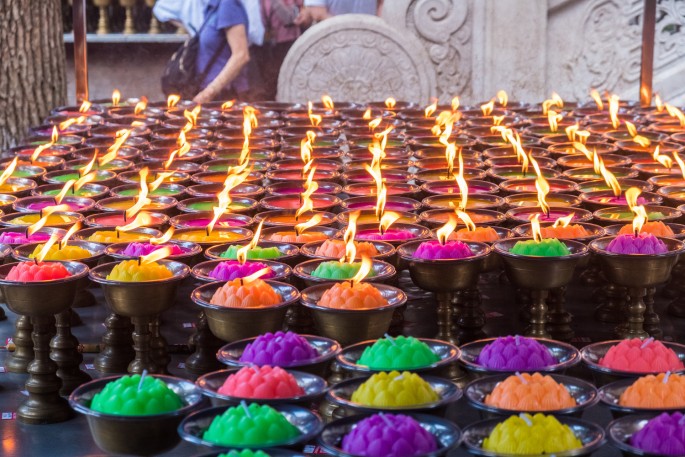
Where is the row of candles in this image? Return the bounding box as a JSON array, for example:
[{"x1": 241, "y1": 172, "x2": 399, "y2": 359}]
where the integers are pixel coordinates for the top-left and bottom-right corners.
[{"x1": 1, "y1": 90, "x2": 685, "y2": 456}]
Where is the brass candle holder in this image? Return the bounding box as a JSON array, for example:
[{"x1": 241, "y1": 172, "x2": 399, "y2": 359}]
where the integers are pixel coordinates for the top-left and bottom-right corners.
[
  {"x1": 0, "y1": 260, "x2": 88, "y2": 424},
  {"x1": 89, "y1": 259, "x2": 190, "y2": 374},
  {"x1": 293, "y1": 258, "x2": 397, "y2": 288}
]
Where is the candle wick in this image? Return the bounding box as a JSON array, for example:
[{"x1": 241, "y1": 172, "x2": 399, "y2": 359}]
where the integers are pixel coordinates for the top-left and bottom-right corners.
[
  {"x1": 515, "y1": 371, "x2": 528, "y2": 385},
  {"x1": 138, "y1": 256, "x2": 142, "y2": 266},
  {"x1": 137, "y1": 369, "x2": 148, "y2": 391},
  {"x1": 663, "y1": 371, "x2": 671, "y2": 384},
  {"x1": 39, "y1": 209, "x2": 43, "y2": 219},
  {"x1": 240, "y1": 400, "x2": 252, "y2": 419},
  {"x1": 379, "y1": 413, "x2": 394, "y2": 428},
  {"x1": 384, "y1": 333, "x2": 396, "y2": 346},
  {"x1": 348, "y1": 279, "x2": 354, "y2": 288},
  {"x1": 519, "y1": 413, "x2": 533, "y2": 427},
  {"x1": 34, "y1": 257, "x2": 38, "y2": 265},
  {"x1": 240, "y1": 277, "x2": 244, "y2": 287},
  {"x1": 515, "y1": 335, "x2": 520, "y2": 346},
  {"x1": 205, "y1": 227, "x2": 209, "y2": 236},
  {"x1": 116, "y1": 229, "x2": 120, "y2": 239},
  {"x1": 53, "y1": 198, "x2": 57, "y2": 205},
  {"x1": 640, "y1": 337, "x2": 654, "y2": 349}
]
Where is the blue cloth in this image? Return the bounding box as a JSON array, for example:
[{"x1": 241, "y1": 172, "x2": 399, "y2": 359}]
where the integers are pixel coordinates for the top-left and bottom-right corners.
[{"x1": 196, "y1": 0, "x2": 249, "y2": 92}]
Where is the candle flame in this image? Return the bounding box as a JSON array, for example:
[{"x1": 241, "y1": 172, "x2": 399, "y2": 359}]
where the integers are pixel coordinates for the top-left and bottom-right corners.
[
  {"x1": 99, "y1": 129, "x2": 131, "y2": 167},
  {"x1": 35, "y1": 233, "x2": 61, "y2": 263},
  {"x1": 597, "y1": 159, "x2": 622, "y2": 197},
  {"x1": 481, "y1": 100, "x2": 494, "y2": 116},
  {"x1": 149, "y1": 171, "x2": 173, "y2": 192},
  {"x1": 424, "y1": 99, "x2": 438, "y2": 118},
  {"x1": 300, "y1": 135, "x2": 313, "y2": 165},
  {"x1": 79, "y1": 153, "x2": 97, "y2": 177},
  {"x1": 368, "y1": 117, "x2": 383, "y2": 131},
  {"x1": 608, "y1": 94, "x2": 620, "y2": 129},
  {"x1": 167, "y1": 94, "x2": 180, "y2": 108},
  {"x1": 455, "y1": 148, "x2": 468, "y2": 210},
  {"x1": 497, "y1": 90, "x2": 508, "y2": 107},
  {"x1": 625, "y1": 121, "x2": 651, "y2": 147},
  {"x1": 150, "y1": 227, "x2": 174, "y2": 245},
  {"x1": 111, "y1": 89, "x2": 121, "y2": 107},
  {"x1": 30, "y1": 142, "x2": 54, "y2": 163},
  {"x1": 653, "y1": 145, "x2": 673, "y2": 169},
  {"x1": 74, "y1": 172, "x2": 97, "y2": 191},
  {"x1": 0, "y1": 157, "x2": 18, "y2": 186},
  {"x1": 445, "y1": 142, "x2": 456, "y2": 178},
  {"x1": 206, "y1": 169, "x2": 250, "y2": 234},
  {"x1": 530, "y1": 213, "x2": 543, "y2": 242},
  {"x1": 58, "y1": 116, "x2": 86, "y2": 131},
  {"x1": 236, "y1": 220, "x2": 264, "y2": 265},
  {"x1": 25, "y1": 204, "x2": 71, "y2": 236},
  {"x1": 126, "y1": 168, "x2": 151, "y2": 220},
  {"x1": 295, "y1": 213, "x2": 323, "y2": 236},
  {"x1": 673, "y1": 152, "x2": 685, "y2": 180},
  {"x1": 369, "y1": 140, "x2": 385, "y2": 169},
  {"x1": 565, "y1": 124, "x2": 579, "y2": 142},
  {"x1": 573, "y1": 142, "x2": 593, "y2": 161},
  {"x1": 455, "y1": 209, "x2": 476, "y2": 232},
  {"x1": 295, "y1": 170, "x2": 319, "y2": 220},
  {"x1": 307, "y1": 101, "x2": 322, "y2": 127},
  {"x1": 184, "y1": 105, "x2": 201, "y2": 127},
  {"x1": 542, "y1": 94, "x2": 563, "y2": 115},
  {"x1": 530, "y1": 156, "x2": 550, "y2": 216},
  {"x1": 508, "y1": 132, "x2": 529, "y2": 175},
  {"x1": 547, "y1": 110, "x2": 562, "y2": 133},
  {"x1": 51, "y1": 126, "x2": 59, "y2": 143},
  {"x1": 140, "y1": 246, "x2": 173, "y2": 265},
  {"x1": 54, "y1": 180, "x2": 76, "y2": 204},
  {"x1": 116, "y1": 212, "x2": 153, "y2": 232},
  {"x1": 79, "y1": 100, "x2": 92, "y2": 113},
  {"x1": 222, "y1": 99, "x2": 235, "y2": 110},
  {"x1": 492, "y1": 115, "x2": 505, "y2": 126},
  {"x1": 436, "y1": 213, "x2": 458, "y2": 245},
  {"x1": 362, "y1": 108, "x2": 372, "y2": 120},
  {"x1": 626, "y1": 187, "x2": 648, "y2": 235},
  {"x1": 241, "y1": 267, "x2": 271, "y2": 285},
  {"x1": 665, "y1": 104, "x2": 685, "y2": 127},
  {"x1": 552, "y1": 213, "x2": 574, "y2": 228},
  {"x1": 321, "y1": 95, "x2": 334, "y2": 110},
  {"x1": 592, "y1": 149, "x2": 602, "y2": 174},
  {"x1": 164, "y1": 141, "x2": 191, "y2": 169},
  {"x1": 60, "y1": 221, "x2": 82, "y2": 248},
  {"x1": 590, "y1": 89, "x2": 604, "y2": 111},
  {"x1": 341, "y1": 211, "x2": 360, "y2": 263},
  {"x1": 655, "y1": 93, "x2": 663, "y2": 112},
  {"x1": 385, "y1": 97, "x2": 396, "y2": 109},
  {"x1": 350, "y1": 255, "x2": 372, "y2": 285},
  {"x1": 451, "y1": 96, "x2": 460, "y2": 111},
  {"x1": 379, "y1": 211, "x2": 400, "y2": 235},
  {"x1": 133, "y1": 97, "x2": 148, "y2": 115}
]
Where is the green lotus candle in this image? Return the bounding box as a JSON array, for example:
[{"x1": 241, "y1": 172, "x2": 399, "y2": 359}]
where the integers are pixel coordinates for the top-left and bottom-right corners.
[
  {"x1": 221, "y1": 245, "x2": 281, "y2": 260},
  {"x1": 311, "y1": 260, "x2": 377, "y2": 280},
  {"x1": 510, "y1": 214, "x2": 571, "y2": 257},
  {"x1": 202, "y1": 402, "x2": 300, "y2": 446},
  {"x1": 90, "y1": 374, "x2": 183, "y2": 415},
  {"x1": 357, "y1": 335, "x2": 440, "y2": 370},
  {"x1": 218, "y1": 451, "x2": 271, "y2": 457}
]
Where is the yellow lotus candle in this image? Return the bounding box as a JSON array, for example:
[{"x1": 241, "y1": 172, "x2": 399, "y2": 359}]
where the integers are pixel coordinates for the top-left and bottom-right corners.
[
  {"x1": 106, "y1": 247, "x2": 174, "y2": 281},
  {"x1": 482, "y1": 413, "x2": 582, "y2": 454},
  {"x1": 29, "y1": 223, "x2": 90, "y2": 261},
  {"x1": 350, "y1": 371, "x2": 439, "y2": 407}
]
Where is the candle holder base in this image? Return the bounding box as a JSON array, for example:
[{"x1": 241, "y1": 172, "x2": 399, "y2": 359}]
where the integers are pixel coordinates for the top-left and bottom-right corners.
[
  {"x1": 594, "y1": 283, "x2": 626, "y2": 323},
  {"x1": 72, "y1": 289, "x2": 96, "y2": 308},
  {"x1": 69, "y1": 308, "x2": 83, "y2": 327},
  {"x1": 388, "y1": 305, "x2": 405, "y2": 336},
  {"x1": 149, "y1": 316, "x2": 169, "y2": 374},
  {"x1": 624, "y1": 287, "x2": 649, "y2": 339},
  {"x1": 94, "y1": 313, "x2": 134, "y2": 374},
  {"x1": 18, "y1": 315, "x2": 73, "y2": 425},
  {"x1": 185, "y1": 312, "x2": 222, "y2": 376},
  {"x1": 643, "y1": 286, "x2": 662, "y2": 339},
  {"x1": 128, "y1": 316, "x2": 158, "y2": 374},
  {"x1": 51, "y1": 310, "x2": 90, "y2": 395},
  {"x1": 436, "y1": 292, "x2": 459, "y2": 345},
  {"x1": 526, "y1": 289, "x2": 551, "y2": 338},
  {"x1": 6, "y1": 315, "x2": 34, "y2": 373},
  {"x1": 453, "y1": 288, "x2": 486, "y2": 344},
  {"x1": 547, "y1": 286, "x2": 574, "y2": 341}
]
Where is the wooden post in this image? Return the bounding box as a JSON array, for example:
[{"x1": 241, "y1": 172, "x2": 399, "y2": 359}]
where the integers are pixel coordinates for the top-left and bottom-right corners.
[
  {"x1": 639, "y1": 0, "x2": 657, "y2": 107},
  {"x1": 72, "y1": 0, "x2": 89, "y2": 102}
]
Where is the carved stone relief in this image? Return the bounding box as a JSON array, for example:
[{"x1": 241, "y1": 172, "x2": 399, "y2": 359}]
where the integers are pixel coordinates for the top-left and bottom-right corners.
[{"x1": 277, "y1": 14, "x2": 436, "y2": 103}]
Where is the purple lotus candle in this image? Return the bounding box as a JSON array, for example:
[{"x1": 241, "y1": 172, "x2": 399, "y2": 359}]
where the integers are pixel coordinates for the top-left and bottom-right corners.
[
  {"x1": 208, "y1": 260, "x2": 274, "y2": 281},
  {"x1": 239, "y1": 331, "x2": 318, "y2": 366},
  {"x1": 477, "y1": 336, "x2": 557, "y2": 370},
  {"x1": 356, "y1": 229, "x2": 414, "y2": 242},
  {"x1": 606, "y1": 232, "x2": 668, "y2": 254},
  {"x1": 0, "y1": 231, "x2": 51, "y2": 245},
  {"x1": 630, "y1": 412, "x2": 685, "y2": 456},
  {"x1": 413, "y1": 240, "x2": 473, "y2": 260},
  {"x1": 342, "y1": 414, "x2": 438, "y2": 457},
  {"x1": 121, "y1": 242, "x2": 185, "y2": 257}
]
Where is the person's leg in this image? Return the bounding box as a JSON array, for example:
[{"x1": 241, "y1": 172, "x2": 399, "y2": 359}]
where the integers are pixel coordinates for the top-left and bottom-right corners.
[{"x1": 260, "y1": 41, "x2": 295, "y2": 100}]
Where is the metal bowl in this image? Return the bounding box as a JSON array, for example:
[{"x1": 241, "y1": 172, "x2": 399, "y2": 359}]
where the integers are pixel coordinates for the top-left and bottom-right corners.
[
  {"x1": 326, "y1": 374, "x2": 462, "y2": 415},
  {"x1": 178, "y1": 404, "x2": 323, "y2": 451},
  {"x1": 599, "y1": 377, "x2": 685, "y2": 415},
  {"x1": 195, "y1": 368, "x2": 327, "y2": 407},
  {"x1": 336, "y1": 338, "x2": 460, "y2": 375},
  {"x1": 606, "y1": 414, "x2": 675, "y2": 457},
  {"x1": 205, "y1": 241, "x2": 300, "y2": 267},
  {"x1": 105, "y1": 240, "x2": 203, "y2": 265},
  {"x1": 465, "y1": 374, "x2": 599, "y2": 416},
  {"x1": 300, "y1": 239, "x2": 396, "y2": 262},
  {"x1": 293, "y1": 258, "x2": 396, "y2": 287},
  {"x1": 69, "y1": 374, "x2": 204, "y2": 456},
  {"x1": 462, "y1": 417, "x2": 605, "y2": 457},
  {"x1": 318, "y1": 412, "x2": 462, "y2": 457},
  {"x1": 191, "y1": 259, "x2": 292, "y2": 283},
  {"x1": 192, "y1": 450, "x2": 305, "y2": 457},
  {"x1": 580, "y1": 340, "x2": 685, "y2": 379},
  {"x1": 459, "y1": 337, "x2": 581, "y2": 375},
  {"x1": 217, "y1": 334, "x2": 341, "y2": 377}
]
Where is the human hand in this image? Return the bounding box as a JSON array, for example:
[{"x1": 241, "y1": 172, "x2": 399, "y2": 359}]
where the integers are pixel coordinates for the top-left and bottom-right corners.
[
  {"x1": 294, "y1": 6, "x2": 329, "y2": 26},
  {"x1": 193, "y1": 87, "x2": 215, "y2": 104}
]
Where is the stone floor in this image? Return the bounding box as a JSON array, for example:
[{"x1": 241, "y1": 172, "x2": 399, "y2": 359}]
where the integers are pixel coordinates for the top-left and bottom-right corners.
[{"x1": 0, "y1": 270, "x2": 681, "y2": 456}]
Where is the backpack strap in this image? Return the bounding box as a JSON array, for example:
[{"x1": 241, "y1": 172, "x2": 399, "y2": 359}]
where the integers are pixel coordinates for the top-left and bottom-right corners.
[{"x1": 196, "y1": 5, "x2": 229, "y2": 83}]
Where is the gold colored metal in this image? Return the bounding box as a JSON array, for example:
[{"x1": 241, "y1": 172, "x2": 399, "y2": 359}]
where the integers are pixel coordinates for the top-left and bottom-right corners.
[
  {"x1": 6, "y1": 315, "x2": 33, "y2": 373},
  {"x1": 52, "y1": 310, "x2": 91, "y2": 395},
  {"x1": 119, "y1": 0, "x2": 136, "y2": 34},
  {"x1": 94, "y1": 313, "x2": 134, "y2": 373},
  {"x1": 436, "y1": 292, "x2": 458, "y2": 345},
  {"x1": 145, "y1": 0, "x2": 161, "y2": 34},
  {"x1": 93, "y1": 0, "x2": 112, "y2": 35}
]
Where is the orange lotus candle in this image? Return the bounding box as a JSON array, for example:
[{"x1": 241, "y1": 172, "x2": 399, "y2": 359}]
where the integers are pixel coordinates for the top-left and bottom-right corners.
[
  {"x1": 618, "y1": 220, "x2": 675, "y2": 237},
  {"x1": 266, "y1": 214, "x2": 327, "y2": 243},
  {"x1": 619, "y1": 372, "x2": 685, "y2": 408},
  {"x1": 539, "y1": 213, "x2": 591, "y2": 239},
  {"x1": 451, "y1": 210, "x2": 500, "y2": 242},
  {"x1": 317, "y1": 257, "x2": 388, "y2": 310},
  {"x1": 210, "y1": 268, "x2": 282, "y2": 308},
  {"x1": 315, "y1": 239, "x2": 379, "y2": 258},
  {"x1": 484, "y1": 372, "x2": 577, "y2": 411}
]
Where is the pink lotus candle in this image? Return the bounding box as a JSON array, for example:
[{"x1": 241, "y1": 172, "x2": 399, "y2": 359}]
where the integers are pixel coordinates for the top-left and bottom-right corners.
[
  {"x1": 121, "y1": 242, "x2": 185, "y2": 257},
  {"x1": 208, "y1": 261, "x2": 273, "y2": 281},
  {"x1": 341, "y1": 414, "x2": 438, "y2": 457},
  {"x1": 6, "y1": 261, "x2": 71, "y2": 281},
  {"x1": 218, "y1": 366, "x2": 304, "y2": 399},
  {"x1": 598, "y1": 338, "x2": 684, "y2": 372},
  {"x1": 0, "y1": 231, "x2": 51, "y2": 245}
]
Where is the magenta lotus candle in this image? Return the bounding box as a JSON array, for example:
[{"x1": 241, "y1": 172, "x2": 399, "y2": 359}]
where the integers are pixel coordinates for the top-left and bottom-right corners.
[
  {"x1": 341, "y1": 414, "x2": 438, "y2": 457},
  {"x1": 239, "y1": 331, "x2": 318, "y2": 367},
  {"x1": 16, "y1": 196, "x2": 94, "y2": 213},
  {"x1": 629, "y1": 412, "x2": 685, "y2": 455},
  {"x1": 121, "y1": 242, "x2": 185, "y2": 257},
  {"x1": 413, "y1": 240, "x2": 474, "y2": 260},
  {"x1": 0, "y1": 231, "x2": 52, "y2": 245},
  {"x1": 598, "y1": 338, "x2": 684, "y2": 372},
  {"x1": 477, "y1": 336, "x2": 557, "y2": 371},
  {"x1": 208, "y1": 260, "x2": 274, "y2": 281},
  {"x1": 606, "y1": 232, "x2": 669, "y2": 254}
]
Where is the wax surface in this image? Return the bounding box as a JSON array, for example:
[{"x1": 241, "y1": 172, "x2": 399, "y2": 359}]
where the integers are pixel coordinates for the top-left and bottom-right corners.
[
  {"x1": 266, "y1": 231, "x2": 327, "y2": 243},
  {"x1": 118, "y1": 187, "x2": 177, "y2": 197},
  {"x1": 451, "y1": 227, "x2": 500, "y2": 242},
  {"x1": 318, "y1": 282, "x2": 389, "y2": 310},
  {"x1": 121, "y1": 242, "x2": 184, "y2": 257},
  {"x1": 356, "y1": 229, "x2": 414, "y2": 241},
  {"x1": 90, "y1": 213, "x2": 163, "y2": 227},
  {"x1": 341, "y1": 413, "x2": 438, "y2": 457},
  {"x1": 174, "y1": 230, "x2": 243, "y2": 243},
  {"x1": 90, "y1": 374, "x2": 183, "y2": 415},
  {"x1": 484, "y1": 372, "x2": 577, "y2": 411},
  {"x1": 217, "y1": 451, "x2": 271, "y2": 457},
  {"x1": 29, "y1": 244, "x2": 91, "y2": 261},
  {"x1": 221, "y1": 245, "x2": 282, "y2": 260},
  {"x1": 477, "y1": 336, "x2": 557, "y2": 371},
  {"x1": 10, "y1": 214, "x2": 76, "y2": 226},
  {"x1": 87, "y1": 231, "x2": 151, "y2": 243},
  {"x1": 619, "y1": 373, "x2": 685, "y2": 408},
  {"x1": 239, "y1": 331, "x2": 318, "y2": 367},
  {"x1": 106, "y1": 260, "x2": 173, "y2": 281},
  {"x1": 0, "y1": 232, "x2": 50, "y2": 245},
  {"x1": 629, "y1": 412, "x2": 685, "y2": 456},
  {"x1": 209, "y1": 278, "x2": 282, "y2": 308},
  {"x1": 202, "y1": 403, "x2": 300, "y2": 446},
  {"x1": 599, "y1": 338, "x2": 684, "y2": 372},
  {"x1": 311, "y1": 261, "x2": 377, "y2": 280},
  {"x1": 357, "y1": 336, "x2": 440, "y2": 370},
  {"x1": 25, "y1": 201, "x2": 86, "y2": 212},
  {"x1": 413, "y1": 240, "x2": 473, "y2": 260},
  {"x1": 208, "y1": 261, "x2": 274, "y2": 281},
  {"x1": 351, "y1": 371, "x2": 439, "y2": 407},
  {"x1": 42, "y1": 188, "x2": 98, "y2": 197},
  {"x1": 539, "y1": 225, "x2": 590, "y2": 239},
  {"x1": 218, "y1": 365, "x2": 304, "y2": 399},
  {"x1": 315, "y1": 239, "x2": 379, "y2": 258},
  {"x1": 482, "y1": 413, "x2": 582, "y2": 454},
  {"x1": 618, "y1": 221, "x2": 675, "y2": 237},
  {"x1": 6, "y1": 261, "x2": 71, "y2": 281},
  {"x1": 510, "y1": 238, "x2": 571, "y2": 256},
  {"x1": 606, "y1": 233, "x2": 668, "y2": 254}
]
